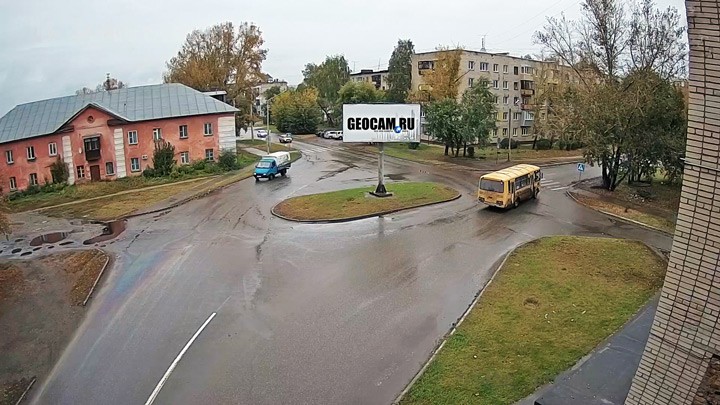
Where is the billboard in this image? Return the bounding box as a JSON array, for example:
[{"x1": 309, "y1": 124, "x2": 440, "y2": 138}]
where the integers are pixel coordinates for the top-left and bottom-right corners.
[{"x1": 342, "y1": 104, "x2": 421, "y2": 143}]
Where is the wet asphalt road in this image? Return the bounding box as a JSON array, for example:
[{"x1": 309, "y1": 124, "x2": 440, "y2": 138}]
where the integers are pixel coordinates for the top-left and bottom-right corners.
[{"x1": 31, "y1": 140, "x2": 672, "y2": 405}]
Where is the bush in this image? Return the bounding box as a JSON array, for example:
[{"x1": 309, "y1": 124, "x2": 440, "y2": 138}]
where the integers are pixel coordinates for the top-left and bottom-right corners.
[
  {"x1": 467, "y1": 146, "x2": 475, "y2": 157},
  {"x1": 535, "y1": 138, "x2": 553, "y2": 150},
  {"x1": 191, "y1": 159, "x2": 207, "y2": 171},
  {"x1": 152, "y1": 140, "x2": 176, "y2": 177},
  {"x1": 142, "y1": 168, "x2": 156, "y2": 178},
  {"x1": 177, "y1": 164, "x2": 196, "y2": 175},
  {"x1": 408, "y1": 142, "x2": 420, "y2": 150},
  {"x1": 218, "y1": 150, "x2": 239, "y2": 171},
  {"x1": 499, "y1": 138, "x2": 519, "y2": 149},
  {"x1": 49, "y1": 158, "x2": 70, "y2": 184},
  {"x1": 558, "y1": 139, "x2": 583, "y2": 151}
]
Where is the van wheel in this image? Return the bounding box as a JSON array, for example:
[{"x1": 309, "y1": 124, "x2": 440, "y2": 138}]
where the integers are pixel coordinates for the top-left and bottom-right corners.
[
  {"x1": 270, "y1": 174, "x2": 275, "y2": 180},
  {"x1": 254, "y1": 176, "x2": 259, "y2": 182},
  {"x1": 280, "y1": 170, "x2": 286, "y2": 177}
]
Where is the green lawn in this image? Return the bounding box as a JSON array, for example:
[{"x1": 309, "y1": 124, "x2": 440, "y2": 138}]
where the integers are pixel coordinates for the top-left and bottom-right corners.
[
  {"x1": 273, "y1": 182, "x2": 459, "y2": 221},
  {"x1": 237, "y1": 139, "x2": 297, "y2": 154},
  {"x1": 402, "y1": 236, "x2": 666, "y2": 405}
]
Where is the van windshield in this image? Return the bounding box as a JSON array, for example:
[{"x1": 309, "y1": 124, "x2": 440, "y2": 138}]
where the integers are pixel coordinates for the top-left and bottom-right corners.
[
  {"x1": 256, "y1": 160, "x2": 272, "y2": 168},
  {"x1": 479, "y1": 179, "x2": 505, "y2": 193}
]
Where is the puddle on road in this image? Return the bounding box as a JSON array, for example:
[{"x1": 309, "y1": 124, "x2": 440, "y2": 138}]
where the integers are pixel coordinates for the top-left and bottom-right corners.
[
  {"x1": 11, "y1": 248, "x2": 21, "y2": 254},
  {"x1": 20, "y1": 252, "x2": 32, "y2": 257},
  {"x1": 29, "y1": 232, "x2": 69, "y2": 246},
  {"x1": 386, "y1": 173, "x2": 408, "y2": 181},
  {"x1": 59, "y1": 241, "x2": 74, "y2": 246},
  {"x1": 83, "y1": 220, "x2": 127, "y2": 245}
]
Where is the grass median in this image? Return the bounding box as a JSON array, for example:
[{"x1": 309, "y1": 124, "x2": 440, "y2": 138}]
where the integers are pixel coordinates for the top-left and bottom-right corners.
[
  {"x1": 401, "y1": 236, "x2": 666, "y2": 405},
  {"x1": 273, "y1": 182, "x2": 459, "y2": 222}
]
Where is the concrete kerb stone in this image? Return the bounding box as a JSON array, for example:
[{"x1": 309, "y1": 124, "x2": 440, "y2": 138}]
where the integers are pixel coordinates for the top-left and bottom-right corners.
[
  {"x1": 392, "y1": 240, "x2": 532, "y2": 404},
  {"x1": 14, "y1": 376, "x2": 36, "y2": 405},
  {"x1": 270, "y1": 191, "x2": 462, "y2": 224},
  {"x1": 81, "y1": 249, "x2": 111, "y2": 307},
  {"x1": 564, "y1": 190, "x2": 675, "y2": 237}
]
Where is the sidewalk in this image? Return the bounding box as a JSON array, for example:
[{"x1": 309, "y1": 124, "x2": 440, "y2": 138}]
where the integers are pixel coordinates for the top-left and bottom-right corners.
[{"x1": 518, "y1": 297, "x2": 658, "y2": 405}]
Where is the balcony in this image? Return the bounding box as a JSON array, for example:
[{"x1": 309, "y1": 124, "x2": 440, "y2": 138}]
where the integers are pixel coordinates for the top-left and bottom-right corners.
[
  {"x1": 84, "y1": 137, "x2": 101, "y2": 161},
  {"x1": 521, "y1": 88, "x2": 534, "y2": 96},
  {"x1": 521, "y1": 103, "x2": 534, "y2": 111}
]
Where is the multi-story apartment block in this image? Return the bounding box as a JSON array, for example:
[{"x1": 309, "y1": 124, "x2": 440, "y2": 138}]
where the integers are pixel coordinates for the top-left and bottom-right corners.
[
  {"x1": 411, "y1": 49, "x2": 569, "y2": 143},
  {"x1": 350, "y1": 69, "x2": 389, "y2": 91}
]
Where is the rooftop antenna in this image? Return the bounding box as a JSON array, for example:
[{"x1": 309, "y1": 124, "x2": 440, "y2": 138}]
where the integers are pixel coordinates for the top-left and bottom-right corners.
[{"x1": 481, "y1": 35, "x2": 487, "y2": 52}]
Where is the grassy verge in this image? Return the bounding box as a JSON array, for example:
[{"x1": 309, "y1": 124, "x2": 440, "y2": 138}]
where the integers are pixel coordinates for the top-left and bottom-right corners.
[
  {"x1": 572, "y1": 193, "x2": 676, "y2": 234},
  {"x1": 402, "y1": 236, "x2": 666, "y2": 405},
  {"x1": 237, "y1": 139, "x2": 297, "y2": 154},
  {"x1": 273, "y1": 182, "x2": 459, "y2": 221}
]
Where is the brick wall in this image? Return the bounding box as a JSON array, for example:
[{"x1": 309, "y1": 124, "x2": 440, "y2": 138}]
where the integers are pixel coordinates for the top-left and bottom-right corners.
[{"x1": 626, "y1": 1, "x2": 720, "y2": 404}]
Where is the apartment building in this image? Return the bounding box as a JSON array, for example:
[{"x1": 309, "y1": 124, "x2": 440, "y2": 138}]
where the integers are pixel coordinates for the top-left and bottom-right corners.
[
  {"x1": 411, "y1": 49, "x2": 567, "y2": 143},
  {"x1": 350, "y1": 69, "x2": 389, "y2": 91},
  {"x1": 0, "y1": 83, "x2": 237, "y2": 193}
]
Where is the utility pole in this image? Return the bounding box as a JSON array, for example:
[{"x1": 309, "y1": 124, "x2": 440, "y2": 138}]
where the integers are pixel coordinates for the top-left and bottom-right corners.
[{"x1": 507, "y1": 106, "x2": 512, "y2": 162}]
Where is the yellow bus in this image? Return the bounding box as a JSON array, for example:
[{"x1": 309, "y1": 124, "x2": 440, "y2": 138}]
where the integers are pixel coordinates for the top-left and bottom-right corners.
[{"x1": 478, "y1": 164, "x2": 543, "y2": 209}]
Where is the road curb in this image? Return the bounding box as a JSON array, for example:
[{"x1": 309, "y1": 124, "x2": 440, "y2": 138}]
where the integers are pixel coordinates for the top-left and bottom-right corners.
[
  {"x1": 393, "y1": 241, "x2": 531, "y2": 404},
  {"x1": 565, "y1": 191, "x2": 675, "y2": 237},
  {"x1": 270, "y1": 189, "x2": 462, "y2": 224},
  {"x1": 82, "y1": 249, "x2": 111, "y2": 307},
  {"x1": 14, "y1": 376, "x2": 36, "y2": 405}
]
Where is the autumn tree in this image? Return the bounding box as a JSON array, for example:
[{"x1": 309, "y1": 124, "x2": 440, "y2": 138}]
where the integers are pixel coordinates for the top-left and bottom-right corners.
[
  {"x1": 387, "y1": 39, "x2": 415, "y2": 103},
  {"x1": 302, "y1": 55, "x2": 350, "y2": 127},
  {"x1": 408, "y1": 47, "x2": 463, "y2": 102},
  {"x1": 338, "y1": 81, "x2": 385, "y2": 104},
  {"x1": 164, "y1": 22, "x2": 267, "y2": 129},
  {"x1": 425, "y1": 98, "x2": 461, "y2": 156},
  {"x1": 272, "y1": 88, "x2": 323, "y2": 134},
  {"x1": 534, "y1": 0, "x2": 687, "y2": 190},
  {"x1": 459, "y1": 81, "x2": 497, "y2": 154}
]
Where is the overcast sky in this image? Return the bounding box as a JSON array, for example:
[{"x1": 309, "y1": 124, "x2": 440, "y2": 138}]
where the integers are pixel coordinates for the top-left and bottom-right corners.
[{"x1": 0, "y1": 0, "x2": 686, "y2": 116}]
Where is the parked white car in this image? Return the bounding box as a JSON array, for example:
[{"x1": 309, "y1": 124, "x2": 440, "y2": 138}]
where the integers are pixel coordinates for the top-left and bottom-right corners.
[
  {"x1": 324, "y1": 131, "x2": 343, "y2": 140},
  {"x1": 255, "y1": 129, "x2": 268, "y2": 138}
]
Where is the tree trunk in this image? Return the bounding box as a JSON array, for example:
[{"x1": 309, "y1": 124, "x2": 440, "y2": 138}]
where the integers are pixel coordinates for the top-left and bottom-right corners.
[
  {"x1": 463, "y1": 142, "x2": 467, "y2": 157},
  {"x1": 455, "y1": 144, "x2": 461, "y2": 157},
  {"x1": 532, "y1": 134, "x2": 538, "y2": 150},
  {"x1": 444, "y1": 144, "x2": 449, "y2": 156}
]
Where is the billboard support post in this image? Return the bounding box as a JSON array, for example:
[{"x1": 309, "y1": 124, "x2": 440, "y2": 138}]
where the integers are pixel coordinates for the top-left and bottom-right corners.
[{"x1": 374, "y1": 143, "x2": 388, "y2": 196}]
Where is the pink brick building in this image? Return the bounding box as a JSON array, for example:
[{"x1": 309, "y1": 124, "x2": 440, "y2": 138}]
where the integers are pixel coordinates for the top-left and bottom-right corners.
[{"x1": 0, "y1": 83, "x2": 237, "y2": 193}]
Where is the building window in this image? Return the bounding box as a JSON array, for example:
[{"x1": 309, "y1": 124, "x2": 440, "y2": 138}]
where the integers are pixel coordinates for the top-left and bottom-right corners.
[
  {"x1": 493, "y1": 64, "x2": 499, "y2": 72},
  {"x1": 205, "y1": 149, "x2": 214, "y2": 161},
  {"x1": 84, "y1": 137, "x2": 101, "y2": 161},
  {"x1": 491, "y1": 128, "x2": 497, "y2": 137},
  {"x1": 204, "y1": 123, "x2": 213, "y2": 136},
  {"x1": 29, "y1": 173, "x2": 38, "y2": 186},
  {"x1": 76, "y1": 166, "x2": 85, "y2": 178},
  {"x1": 514, "y1": 97, "x2": 520, "y2": 105},
  {"x1": 468, "y1": 77, "x2": 474, "y2": 86},
  {"x1": 503, "y1": 96, "x2": 509, "y2": 104},
  {"x1": 106, "y1": 162, "x2": 115, "y2": 176},
  {"x1": 503, "y1": 81, "x2": 509, "y2": 90},
  {"x1": 514, "y1": 112, "x2": 522, "y2": 120},
  {"x1": 5, "y1": 150, "x2": 13, "y2": 164},
  {"x1": 513, "y1": 128, "x2": 518, "y2": 137},
  {"x1": 525, "y1": 111, "x2": 535, "y2": 121},
  {"x1": 503, "y1": 112, "x2": 509, "y2": 120},
  {"x1": 128, "y1": 130, "x2": 138, "y2": 145},
  {"x1": 180, "y1": 151, "x2": 190, "y2": 164},
  {"x1": 179, "y1": 125, "x2": 188, "y2": 139},
  {"x1": 27, "y1": 146, "x2": 35, "y2": 161},
  {"x1": 494, "y1": 96, "x2": 499, "y2": 104},
  {"x1": 153, "y1": 128, "x2": 162, "y2": 141},
  {"x1": 522, "y1": 127, "x2": 530, "y2": 135},
  {"x1": 521, "y1": 66, "x2": 533, "y2": 74},
  {"x1": 9, "y1": 177, "x2": 17, "y2": 191},
  {"x1": 502, "y1": 128, "x2": 508, "y2": 136},
  {"x1": 514, "y1": 82, "x2": 519, "y2": 90},
  {"x1": 514, "y1": 66, "x2": 519, "y2": 75},
  {"x1": 479, "y1": 62, "x2": 489, "y2": 71},
  {"x1": 468, "y1": 61, "x2": 475, "y2": 70},
  {"x1": 503, "y1": 65, "x2": 508, "y2": 73},
  {"x1": 130, "y1": 158, "x2": 140, "y2": 172},
  {"x1": 492, "y1": 80, "x2": 499, "y2": 89},
  {"x1": 48, "y1": 142, "x2": 57, "y2": 156}
]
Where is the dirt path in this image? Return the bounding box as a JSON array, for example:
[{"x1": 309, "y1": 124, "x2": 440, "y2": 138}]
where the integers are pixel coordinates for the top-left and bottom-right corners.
[{"x1": 0, "y1": 250, "x2": 109, "y2": 405}]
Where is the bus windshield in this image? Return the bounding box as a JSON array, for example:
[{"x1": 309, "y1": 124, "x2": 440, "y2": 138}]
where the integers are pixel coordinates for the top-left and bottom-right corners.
[{"x1": 479, "y1": 179, "x2": 505, "y2": 193}]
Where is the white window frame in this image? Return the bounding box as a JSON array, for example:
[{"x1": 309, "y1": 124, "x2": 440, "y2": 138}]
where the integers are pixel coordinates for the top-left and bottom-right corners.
[
  {"x1": 106, "y1": 161, "x2": 115, "y2": 176},
  {"x1": 204, "y1": 123, "x2": 213, "y2": 136},
  {"x1": 514, "y1": 112, "x2": 522, "y2": 120},
  {"x1": 5, "y1": 150, "x2": 13, "y2": 164},
  {"x1": 27, "y1": 146, "x2": 35, "y2": 161},
  {"x1": 492, "y1": 80, "x2": 499, "y2": 89},
  {"x1": 503, "y1": 96, "x2": 509, "y2": 105},
  {"x1": 9, "y1": 177, "x2": 17, "y2": 191},
  {"x1": 522, "y1": 127, "x2": 530, "y2": 135},
  {"x1": 513, "y1": 128, "x2": 518, "y2": 137},
  {"x1": 503, "y1": 81, "x2": 509, "y2": 90},
  {"x1": 468, "y1": 77, "x2": 474, "y2": 86},
  {"x1": 29, "y1": 173, "x2": 38, "y2": 186},
  {"x1": 205, "y1": 149, "x2": 214, "y2": 161},
  {"x1": 130, "y1": 158, "x2": 141, "y2": 172},
  {"x1": 179, "y1": 125, "x2": 188, "y2": 139},
  {"x1": 479, "y1": 62, "x2": 489, "y2": 71},
  {"x1": 503, "y1": 112, "x2": 509, "y2": 120},
  {"x1": 76, "y1": 165, "x2": 85, "y2": 178},
  {"x1": 494, "y1": 96, "x2": 499, "y2": 104},
  {"x1": 48, "y1": 142, "x2": 57, "y2": 156},
  {"x1": 153, "y1": 128, "x2": 162, "y2": 141},
  {"x1": 468, "y1": 61, "x2": 475, "y2": 70},
  {"x1": 180, "y1": 151, "x2": 190, "y2": 164},
  {"x1": 493, "y1": 64, "x2": 499, "y2": 72},
  {"x1": 128, "y1": 130, "x2": 138, "y2": 145},
  {"x1": 503, "y1": 65, "x2": 508, "y2": 74},
  {"x1": 502, "y1": 128, "x2": 508, "y2": 136}
]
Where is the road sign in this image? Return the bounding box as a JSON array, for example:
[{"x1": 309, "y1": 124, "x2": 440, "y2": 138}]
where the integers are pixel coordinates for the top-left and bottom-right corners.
[{"x1": 577, "y1": 163, "x2": 585, "y2": 172}]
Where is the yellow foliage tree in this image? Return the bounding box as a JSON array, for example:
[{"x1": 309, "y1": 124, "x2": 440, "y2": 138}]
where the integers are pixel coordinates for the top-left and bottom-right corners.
[{"x1": 407, "y1": 46, "x2": 463, "y2": 103}]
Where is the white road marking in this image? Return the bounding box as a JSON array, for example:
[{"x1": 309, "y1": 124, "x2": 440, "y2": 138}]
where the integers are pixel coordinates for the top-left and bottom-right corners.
[
  {"x1": 144, "y1": 312, "x2": 217, "y2": 405},
  {"x1": 551, "y1": 186, "x2": 570, "y2": 191}
]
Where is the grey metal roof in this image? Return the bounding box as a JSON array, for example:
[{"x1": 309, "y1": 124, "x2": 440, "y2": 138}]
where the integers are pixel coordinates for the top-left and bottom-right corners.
[{"x1": 0, "y1": 83, "x2": 238, "y2": 144}]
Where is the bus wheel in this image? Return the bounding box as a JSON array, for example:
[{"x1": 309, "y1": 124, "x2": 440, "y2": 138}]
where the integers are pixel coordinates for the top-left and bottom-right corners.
[
  {"x1": 513, "y1": 198, "x2": 520, "y2": 208},
  {"x1": 532, "y1": 189, "x2": 538, "y2": 199}
]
